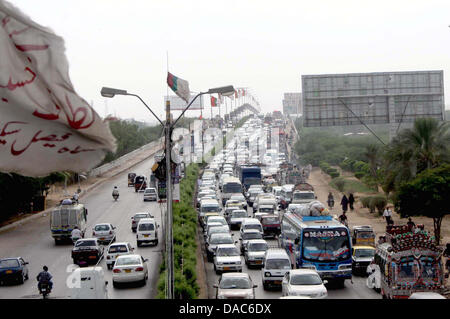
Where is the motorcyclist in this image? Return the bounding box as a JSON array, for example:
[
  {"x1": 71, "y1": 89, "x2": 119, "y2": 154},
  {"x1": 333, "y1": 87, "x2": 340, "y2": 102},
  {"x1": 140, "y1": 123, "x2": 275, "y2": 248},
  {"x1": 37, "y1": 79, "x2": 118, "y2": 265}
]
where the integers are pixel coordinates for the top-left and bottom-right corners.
[
  {"x1": 112, "y1": 186, "x2": 119, "y2": 199},
  {"x1": 37, "y1": 265, "x2": 53, "y2": 292},
  {"x1": 338, "y1": 211, "x2": 348, "y2": 227},
  {"x1": 71, "y1": 226, "x2": 83, "y2": 244}
]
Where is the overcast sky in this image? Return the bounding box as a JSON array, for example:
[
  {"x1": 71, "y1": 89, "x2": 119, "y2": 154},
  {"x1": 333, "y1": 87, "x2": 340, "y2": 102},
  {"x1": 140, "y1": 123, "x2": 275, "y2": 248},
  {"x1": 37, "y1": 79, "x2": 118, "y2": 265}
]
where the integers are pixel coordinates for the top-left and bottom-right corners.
[{"x1": 8, "y1": 0, "x2": 450, "y2": 124}]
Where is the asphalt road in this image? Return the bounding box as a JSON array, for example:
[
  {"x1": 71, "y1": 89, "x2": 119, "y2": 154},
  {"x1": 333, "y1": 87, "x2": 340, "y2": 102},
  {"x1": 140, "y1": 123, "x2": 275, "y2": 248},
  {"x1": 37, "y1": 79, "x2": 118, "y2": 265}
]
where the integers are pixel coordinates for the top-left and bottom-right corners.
[{"x1": 0, "y1": 155, "x2": 164, "y2": 299}]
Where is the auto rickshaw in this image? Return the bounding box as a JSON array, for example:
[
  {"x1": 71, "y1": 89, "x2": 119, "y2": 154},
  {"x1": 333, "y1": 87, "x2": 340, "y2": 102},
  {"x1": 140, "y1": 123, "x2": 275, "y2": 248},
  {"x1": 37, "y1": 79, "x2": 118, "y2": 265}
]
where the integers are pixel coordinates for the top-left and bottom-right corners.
[
  {"x1": 352, "y1": 225, "x2": 375, "y2": 247},
  {"x1": 134, "y1": 175, "x2": 147, "y2": 192},
  {"x1": 128, "y1": 173, "x2": 136, "y2": 187}
]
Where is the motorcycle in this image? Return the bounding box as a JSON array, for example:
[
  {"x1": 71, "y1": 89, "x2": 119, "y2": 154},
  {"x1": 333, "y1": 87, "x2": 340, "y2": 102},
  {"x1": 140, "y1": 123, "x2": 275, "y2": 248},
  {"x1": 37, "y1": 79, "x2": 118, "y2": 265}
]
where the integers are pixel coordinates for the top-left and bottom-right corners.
[{"x1": 39, "y1": 282, "x2": 51, "y2": 299}]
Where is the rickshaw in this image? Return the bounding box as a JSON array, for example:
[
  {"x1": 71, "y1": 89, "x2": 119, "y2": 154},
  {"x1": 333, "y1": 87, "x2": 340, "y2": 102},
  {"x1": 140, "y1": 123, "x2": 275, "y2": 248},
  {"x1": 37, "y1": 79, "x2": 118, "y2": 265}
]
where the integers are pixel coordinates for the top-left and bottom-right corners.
[
  {"x1": 128, "y1": 173, "x2": 136, "y2": 187},
  {"x1": 134, "y1": 175, "x2": 147, "y2": 192},
  {"x1": 352, "y1": 225, "x2": 375, "y2": 247}
]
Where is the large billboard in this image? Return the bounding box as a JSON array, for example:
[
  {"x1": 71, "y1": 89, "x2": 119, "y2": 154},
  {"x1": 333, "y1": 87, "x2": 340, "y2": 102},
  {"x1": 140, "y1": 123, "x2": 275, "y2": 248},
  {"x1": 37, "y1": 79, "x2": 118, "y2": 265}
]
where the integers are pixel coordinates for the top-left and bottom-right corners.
[
  {"x1": 301, "y1": 71, "x2": 445, "y2": 128},
  {"x1": 164, "y1": 94, "x2": 203, "y2": 111},
  {"x1": 283, "y1": 93, "x2": 302, "y2": 115}
]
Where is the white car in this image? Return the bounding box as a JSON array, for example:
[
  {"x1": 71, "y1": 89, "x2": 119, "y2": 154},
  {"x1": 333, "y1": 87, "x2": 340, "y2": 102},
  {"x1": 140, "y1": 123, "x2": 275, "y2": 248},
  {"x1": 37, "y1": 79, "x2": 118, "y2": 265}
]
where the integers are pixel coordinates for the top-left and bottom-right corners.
[
  {"x1": 112, "y1": 254, "x2": 148, "y2": 287},
  {"x1": 244, "y1": 239, "x2": 268, "y2": 268},
  {"x1": 214, "y1": 244, "x2": 243, "y2": 274},
  {"x1": 214, "y1": 272, "x2": 257, "y2": 299},
  {"x1": 239, "y1": 229, "x2": 263, "y2": 254},
  {"x1": 136, "y1": 218, "x2": 159, "y2": 247},
  {"x1": 92, "y1": 223, "x2": 116, "y2": 245},
  {"x1": 281, "y1": 269, "x2": 328, "y2": 299},
  {"x1": 228, "y1": 209, "x2": 248, "y2": 230},
  {"x1": 106, "y1": 242, "x2": 134, "y2": 270},
  {"x1": 143, "y1": 188, "x2": 157, "y2": 201},
  {"x1": 131, "y1": 212, "x2": 153, "y2": 232}
]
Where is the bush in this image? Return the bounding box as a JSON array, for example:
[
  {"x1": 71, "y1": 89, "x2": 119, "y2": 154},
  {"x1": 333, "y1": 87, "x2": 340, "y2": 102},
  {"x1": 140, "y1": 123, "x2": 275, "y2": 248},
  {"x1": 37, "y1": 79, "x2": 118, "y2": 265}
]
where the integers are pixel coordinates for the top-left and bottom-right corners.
[
  {"x1": 354, "y1": 171, "x2": 365, "y2": 179},
  {"x1": 329, "y1": 171, "x2": 340, "y2": 178},
  {"x1": 334, "y1": 178, "x2": 346, "y2": 192},
  {"x1": 352, "y1": 161, "x2": 367, "y2": 172},
  {"x1": 360, "y1": 196, "x2": 372, "y2": 209},
  {"x1": 370, "y1": 196, "x2": 387, "y2": 215}
]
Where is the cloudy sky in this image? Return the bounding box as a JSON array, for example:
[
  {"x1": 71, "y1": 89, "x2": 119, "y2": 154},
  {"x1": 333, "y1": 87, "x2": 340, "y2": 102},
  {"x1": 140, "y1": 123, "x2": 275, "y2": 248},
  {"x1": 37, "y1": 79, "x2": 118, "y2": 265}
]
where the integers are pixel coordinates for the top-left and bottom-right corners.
[{"x1": 8, "y1": 0, "x2": 450, "y2": 124}]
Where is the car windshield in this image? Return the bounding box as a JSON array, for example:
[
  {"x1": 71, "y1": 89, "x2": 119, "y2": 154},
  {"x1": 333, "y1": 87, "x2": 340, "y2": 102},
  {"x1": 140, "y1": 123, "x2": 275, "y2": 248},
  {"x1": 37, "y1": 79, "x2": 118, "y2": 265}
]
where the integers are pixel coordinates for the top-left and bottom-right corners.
[
  {"x1": 302, "y1": 229, "x2": 351, "y2": 262},
  {"x1": 115, "y1": 256, "x2": 141, "y2": 266},
  {"x1": 231, "y1": 195, "x2": 244, "y2": 201},
  {"x1": 248, "y1": 243, "x2": 268, "y2": 252},
  {"x1": 138, "y1": 223, "x2": 154, "y2": 231},
  {"x1": 232, "y1": 211, "x2": 247, "y2": 218},
  {"x1": 265, "y1": 258, "x2": 291, "y2": 270},
  {"x1": 356, "y1": 231, "x2": 375, "y2": 239},
  {"x1": 109, "y1": 245, "x2": 128, "y2": 253},
  {"x1": 355, "y1": 249, "x2": 375, "y2": 258},
  {"x1": 209, "y1": 227, "x2": 229, "y2": 235},
  {"x1": 145, "y1": 189, "x2": 155, "y2": 194},
  {"x1": 219, "y1": 277, "x2": 251, "y2": 289},
  {"x1": 245, "y1": 224, "x2": 262, "y2": 231},
  {"x1": 75, "y1": 240, "x2": 96, "y2": 247},
  {"x1": 0, "y1": 259, "x2": 19, "y2": 268},
  {"x1": 223, "y1": 183, "x2": 242, "y2": 193},
  {"x1": 243, "y1": 232, "x2": 262, "y2": 240},
  {"x1": 262, "y1": 217, "x2": 279, "y2": 224},
  {"x1": 210, "y1": 235, "x2": 233, "y2": 244},
  {"x1": 94, "y1": 224, "x2": 110, "y2": 231},
  {"x1": 217, "y1": 247, "x2": 240, "y2": 257},
  {"x1": 134, "y1": 214, "x2": 149, "y2": 219},
  {"x1": 291, "y1": 274, "x2": 323, "y2": 285},
  {"x1": 293, "y1": 192, "x2": 315, "y2": 200},
  {"x1": 202, "y1": 206, "x2": 220, "y2": 212},
  {"x1": 260, "y1": 208, "x2": 274, "y2": 213}
]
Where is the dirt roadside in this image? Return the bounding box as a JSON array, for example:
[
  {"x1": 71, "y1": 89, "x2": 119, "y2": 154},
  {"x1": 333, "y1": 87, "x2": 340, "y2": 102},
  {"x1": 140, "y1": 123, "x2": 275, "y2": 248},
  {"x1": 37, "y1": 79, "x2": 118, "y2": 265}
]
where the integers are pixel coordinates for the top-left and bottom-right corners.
[{"x1": 309, "y1": 167, "x2": 450, "y2": 244}]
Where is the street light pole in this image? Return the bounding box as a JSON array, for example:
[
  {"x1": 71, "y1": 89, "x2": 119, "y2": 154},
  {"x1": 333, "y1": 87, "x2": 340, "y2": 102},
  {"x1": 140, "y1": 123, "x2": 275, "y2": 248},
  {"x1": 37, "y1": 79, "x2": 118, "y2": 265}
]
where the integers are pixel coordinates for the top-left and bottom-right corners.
[{"x1": 165, "y1": 99, "x2": 174, "y2": 299}]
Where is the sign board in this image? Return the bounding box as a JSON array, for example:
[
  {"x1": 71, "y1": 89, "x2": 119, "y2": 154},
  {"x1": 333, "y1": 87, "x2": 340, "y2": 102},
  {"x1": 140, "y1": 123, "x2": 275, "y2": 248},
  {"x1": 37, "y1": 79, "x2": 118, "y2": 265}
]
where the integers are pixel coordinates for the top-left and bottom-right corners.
[
  {"x1": 302, "y1": 71, "x2": 445, "y2": 127},
  {"x1": 164, "y1": 94, "x2": 203, "y2": 111}
]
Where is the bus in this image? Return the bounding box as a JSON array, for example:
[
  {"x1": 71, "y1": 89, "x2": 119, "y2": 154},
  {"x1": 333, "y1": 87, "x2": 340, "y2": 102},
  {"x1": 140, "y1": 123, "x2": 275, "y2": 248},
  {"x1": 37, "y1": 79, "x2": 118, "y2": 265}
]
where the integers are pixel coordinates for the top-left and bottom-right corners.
[
  {"x1": 280, "y1": 213, "x2": 352, "y2": 286},
  {"x1": 367, "y1": 225, "x2": 445, "y2": 299},
  {"x1": 222, "y1": 177, "x2": 242, "y2": 206}
]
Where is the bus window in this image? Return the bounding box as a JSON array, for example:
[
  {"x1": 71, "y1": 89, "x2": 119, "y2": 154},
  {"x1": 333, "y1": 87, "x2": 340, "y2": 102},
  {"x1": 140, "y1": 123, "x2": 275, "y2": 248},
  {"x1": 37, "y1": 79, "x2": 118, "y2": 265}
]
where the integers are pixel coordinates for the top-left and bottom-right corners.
[{"x1": 302, "y1": 230, "x2": 350, "y2": 262}]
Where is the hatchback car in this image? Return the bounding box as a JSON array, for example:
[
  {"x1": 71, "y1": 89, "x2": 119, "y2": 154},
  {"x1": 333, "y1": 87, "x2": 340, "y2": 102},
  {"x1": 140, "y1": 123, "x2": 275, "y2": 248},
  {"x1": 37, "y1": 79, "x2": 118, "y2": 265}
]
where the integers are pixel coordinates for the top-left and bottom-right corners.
[
  {"x1": 0, "y1": 257, "x2": 29, "y2": 285},
  {"x1": 214, "y1": 272, "x2": 257, "y2": 299},
  {"x1": 112, "y1": 254, "x2": 148, "y2": 287},
  {"x1": 206, "y1": 233, "x2": 235, "y2": 262},
  {"x1": 213, "y1": 244, "x2": 242, "y2": 274},
  {"x1": 106, "y1": 242, "x2": 134, "y2": 270},
  {"x1": 281, "y1": 269, "x2": 328, "y2": 299},
  {"x1": 143, "y1": 188, "x2": 157, "y2": 201},
  {"x1": 244, "y1": 239, "x2": 268, "y2": 268},
  {"x1": 92, "y1": 223, "x2": 116, "y2": 245},
  {"x1": 239, "y1": 229, "x2": 263, "y2": 254},
  {"x1": 228, "y1": 209, "x2": 248, "y2": 230},
  {"x1": 131, "y1": 212, "x2": 153, "y2": 232}
]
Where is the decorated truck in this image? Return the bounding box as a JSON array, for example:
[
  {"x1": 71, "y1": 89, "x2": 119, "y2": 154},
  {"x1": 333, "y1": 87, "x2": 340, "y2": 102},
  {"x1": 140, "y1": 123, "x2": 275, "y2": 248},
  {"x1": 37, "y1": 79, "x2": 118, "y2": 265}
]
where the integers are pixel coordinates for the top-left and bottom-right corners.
[{"x1": 366, "y1": 225, "x2": 445, "y2": 299}]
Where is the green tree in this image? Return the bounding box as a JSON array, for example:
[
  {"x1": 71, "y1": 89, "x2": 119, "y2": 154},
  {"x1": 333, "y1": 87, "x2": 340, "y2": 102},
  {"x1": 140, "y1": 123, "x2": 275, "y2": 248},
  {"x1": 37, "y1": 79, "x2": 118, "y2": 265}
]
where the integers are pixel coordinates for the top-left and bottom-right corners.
[
  {"x1": 394, "y1": 164, "x2": 450, "y2": 245},
  {"x1": 383, "y1": 118, "x2": 450, "y2": 191}
]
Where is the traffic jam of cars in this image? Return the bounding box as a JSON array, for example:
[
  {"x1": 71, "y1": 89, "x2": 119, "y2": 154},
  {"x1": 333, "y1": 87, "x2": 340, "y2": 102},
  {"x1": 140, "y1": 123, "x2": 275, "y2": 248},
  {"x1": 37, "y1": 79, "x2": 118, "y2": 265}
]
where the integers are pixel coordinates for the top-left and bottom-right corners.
[
  {"x1": 0, "y1": 171, "x2": 160, "y2": 298},
  {"x1": 197, "y1": 114, "x2": 383, "y2": 299}
]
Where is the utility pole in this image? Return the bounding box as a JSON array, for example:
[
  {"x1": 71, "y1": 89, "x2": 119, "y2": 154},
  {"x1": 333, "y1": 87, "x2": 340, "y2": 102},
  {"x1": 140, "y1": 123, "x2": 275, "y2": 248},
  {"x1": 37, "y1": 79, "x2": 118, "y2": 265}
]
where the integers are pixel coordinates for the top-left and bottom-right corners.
[{"x1": 165, "y1": 99, "x2": 174, "y2": 299}]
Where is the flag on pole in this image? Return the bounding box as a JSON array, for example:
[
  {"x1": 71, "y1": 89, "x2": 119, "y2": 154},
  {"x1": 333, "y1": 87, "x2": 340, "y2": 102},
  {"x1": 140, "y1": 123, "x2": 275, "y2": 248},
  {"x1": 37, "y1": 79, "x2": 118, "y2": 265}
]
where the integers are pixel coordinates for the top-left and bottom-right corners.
[
  {"x1": 210, "y1": 95, "x2": 217, "y2": 107},
  {"x1": 218, "y1": 93, "x2": 223, "y2": 105},
  {"x1": 0, "y1": 1, "x2": 116, "y2": 177},
  {"x1": 234, "y1": 90, "x2": 238, "y2": 98},
  {"x1": 167, "y1": 72, "x2": 190, "y2": 103}
]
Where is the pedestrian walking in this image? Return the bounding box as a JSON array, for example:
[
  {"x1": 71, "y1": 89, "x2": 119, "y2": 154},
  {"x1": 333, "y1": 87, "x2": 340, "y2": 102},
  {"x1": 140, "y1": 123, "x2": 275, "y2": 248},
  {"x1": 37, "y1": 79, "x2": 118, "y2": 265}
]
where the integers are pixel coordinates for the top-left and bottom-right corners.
[
  {"x1": 348, "y1": 193, "x2": 355, "y2": 211},
  {"x1": 340, "y1": 195, "x2": 349, "y2": 213},
  {"x1": 383, "y1": 206, "x2": 393, "y2": 225},
  {"x1": 327, "y1": 192, "x2": 335, "y2": 209}
]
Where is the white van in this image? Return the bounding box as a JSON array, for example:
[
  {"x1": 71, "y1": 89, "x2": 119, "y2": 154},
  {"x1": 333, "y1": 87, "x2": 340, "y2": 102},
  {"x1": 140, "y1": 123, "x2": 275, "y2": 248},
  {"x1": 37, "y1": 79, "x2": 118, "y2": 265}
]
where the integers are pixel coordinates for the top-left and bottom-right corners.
[
  {"x1": 261, "y1": 249, "x2": 292, "y2": 290},
  {"x1": 240, "y1": 218, "x2": 263, "y2": 236},
  {"x1": 136, "y1": 218, "x2": 159, "y2": 247},
  {"x1": 69, "y1": 266, "x2": 108, "y2": 299}
]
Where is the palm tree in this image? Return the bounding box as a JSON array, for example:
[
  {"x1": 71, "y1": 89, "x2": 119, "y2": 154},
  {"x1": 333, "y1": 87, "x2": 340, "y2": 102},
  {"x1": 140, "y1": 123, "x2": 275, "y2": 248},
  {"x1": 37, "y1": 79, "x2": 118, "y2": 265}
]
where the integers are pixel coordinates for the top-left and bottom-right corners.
[
  {"x1": 383, "y1": 118, "x2": 450, "y2": 190},
  {"x1": 363, "y1": 144, "x2": 380, "y2": 179}
]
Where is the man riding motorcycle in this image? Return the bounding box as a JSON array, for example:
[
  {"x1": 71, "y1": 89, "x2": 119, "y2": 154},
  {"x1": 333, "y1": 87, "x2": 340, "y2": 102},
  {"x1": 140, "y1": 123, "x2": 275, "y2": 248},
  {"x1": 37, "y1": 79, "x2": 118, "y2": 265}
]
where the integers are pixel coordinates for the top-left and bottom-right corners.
[
  {"x1": 112, "y1": 186, "x2": 119, "y2": 200},
  {"x1": 71, "y1": 226, "x2": 83, "y2": 244},
  {"x1": 37, "y1": 265, "x2": 53, "y2": 292}
]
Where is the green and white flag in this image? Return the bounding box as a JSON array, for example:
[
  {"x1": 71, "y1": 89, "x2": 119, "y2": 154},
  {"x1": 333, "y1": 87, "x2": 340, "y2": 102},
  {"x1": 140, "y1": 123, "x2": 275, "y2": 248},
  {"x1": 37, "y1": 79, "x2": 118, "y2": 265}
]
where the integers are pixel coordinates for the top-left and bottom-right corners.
[{"x1": 167, "y1": 72, "x2": 190, "y2": 103}]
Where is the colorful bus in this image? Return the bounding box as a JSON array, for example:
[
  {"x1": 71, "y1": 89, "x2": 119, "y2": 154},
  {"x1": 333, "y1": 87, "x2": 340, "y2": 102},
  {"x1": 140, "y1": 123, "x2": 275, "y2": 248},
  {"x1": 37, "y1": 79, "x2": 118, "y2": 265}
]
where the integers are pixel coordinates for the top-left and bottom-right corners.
[{"x1": 280, "y1": 213, "x2": 352, "y2": 286}]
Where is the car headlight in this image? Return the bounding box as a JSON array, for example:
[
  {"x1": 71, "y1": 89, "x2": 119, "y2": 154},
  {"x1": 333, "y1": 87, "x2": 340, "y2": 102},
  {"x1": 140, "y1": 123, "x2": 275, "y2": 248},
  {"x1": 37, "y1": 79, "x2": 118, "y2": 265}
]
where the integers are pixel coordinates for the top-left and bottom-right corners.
[
  {"x1": 265, "y1": 272, "x2": 271, "y2": 277},
  {"x1": 319, "y1": 291, "x2": 328, "y2": 297}
]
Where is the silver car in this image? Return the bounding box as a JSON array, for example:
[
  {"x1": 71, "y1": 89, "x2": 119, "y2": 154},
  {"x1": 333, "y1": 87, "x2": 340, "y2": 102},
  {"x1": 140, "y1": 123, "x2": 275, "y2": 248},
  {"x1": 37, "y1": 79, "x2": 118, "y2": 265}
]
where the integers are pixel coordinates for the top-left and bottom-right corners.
[
  {"x1": 214, "y1": 272, "x2": 257, "y2": 299},
  {"x1": 92, "y1": 223, "x2": 116, "y2": 245},
  {"x1": 214, "y1": 244, "x2": 242, "y2": 274},
  {"x1": 143, "y1": 188, "x2": 157, "y2": 201},
  {"x1": 244, "y1": 239, "x2": 268, "y2": 268}
]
